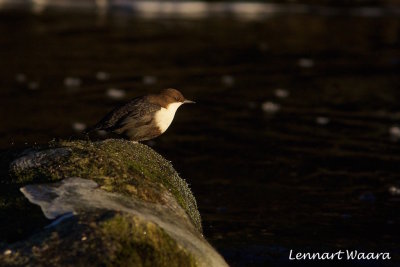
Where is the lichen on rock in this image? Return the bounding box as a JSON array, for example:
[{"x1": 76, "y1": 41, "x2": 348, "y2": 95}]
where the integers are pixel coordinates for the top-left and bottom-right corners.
[
  {"x1": 1, "y1": 211, "x2": 198, "y2": 267},
  {"x1": 0, "y1": 139, "x2": 228, "y2": 267},
  {"x1": 10, "y1": 139, "x2": 201, "y2": 232}
]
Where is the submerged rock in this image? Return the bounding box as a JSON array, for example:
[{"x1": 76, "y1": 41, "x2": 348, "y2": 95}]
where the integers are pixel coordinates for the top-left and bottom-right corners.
[{"x1": 0, "y1": 139, "x2": 227, "y2": 267}]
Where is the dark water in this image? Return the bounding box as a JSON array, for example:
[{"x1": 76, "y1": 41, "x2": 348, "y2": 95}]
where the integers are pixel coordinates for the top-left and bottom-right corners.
[{"x1": 0, "y1": 7, "x2": 400, "y2": 267}]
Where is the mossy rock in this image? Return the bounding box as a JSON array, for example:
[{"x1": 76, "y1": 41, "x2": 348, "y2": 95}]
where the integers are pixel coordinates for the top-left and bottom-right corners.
[
  {"x1": 1, "y1": 211, "x2": 197, "y2": 267},
  {"x1": 0, "y1": 139, "x2": 228, "y2": 267},
  {"x1": 9, "y1": 139, "x2": 201, "y2": 232}
]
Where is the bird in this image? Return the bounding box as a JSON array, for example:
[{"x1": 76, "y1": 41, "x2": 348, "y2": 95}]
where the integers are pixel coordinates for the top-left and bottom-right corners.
[{"x1": 88, "y1": 88, "x2": 195, "y2": 141}]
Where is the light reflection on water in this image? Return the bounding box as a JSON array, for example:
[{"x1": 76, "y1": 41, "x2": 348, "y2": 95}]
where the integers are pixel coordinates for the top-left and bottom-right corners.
[
  {"x1": 0, "y1": 4, "x2": 400, "y2": 266},
  {"x1": 1, "y1": 0, "x2": 400, "y2": 18}
]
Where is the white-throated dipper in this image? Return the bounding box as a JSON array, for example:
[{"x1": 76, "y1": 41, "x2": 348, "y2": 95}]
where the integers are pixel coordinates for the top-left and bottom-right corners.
[{"x1": 89, "y1": 88, "x2": 195, "y2": 141}]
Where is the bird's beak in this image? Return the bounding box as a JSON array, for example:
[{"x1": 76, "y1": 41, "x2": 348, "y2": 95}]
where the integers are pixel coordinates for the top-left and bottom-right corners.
[{"x1": 183, "y1": 99, "x2": 196, "y2": 104}]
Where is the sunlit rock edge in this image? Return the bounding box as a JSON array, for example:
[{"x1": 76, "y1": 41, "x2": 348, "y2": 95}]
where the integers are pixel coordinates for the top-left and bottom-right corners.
[{"x1": 0, "y1": 139, "x2": 228, "y2": 267}]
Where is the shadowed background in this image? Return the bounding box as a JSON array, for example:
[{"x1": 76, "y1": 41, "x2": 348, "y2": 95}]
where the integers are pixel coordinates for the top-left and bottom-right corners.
[{"x1": 0, "y1": 1, "x2": 400, "y2": 266}]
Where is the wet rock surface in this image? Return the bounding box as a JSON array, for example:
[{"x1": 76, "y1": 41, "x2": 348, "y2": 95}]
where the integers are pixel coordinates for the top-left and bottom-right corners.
[
  {"x1": 1, "y1": 211, "x2": 198, "y2": 267},
  {"x1": 0, "y1": 140, "x2": 227, "y2": 267}
]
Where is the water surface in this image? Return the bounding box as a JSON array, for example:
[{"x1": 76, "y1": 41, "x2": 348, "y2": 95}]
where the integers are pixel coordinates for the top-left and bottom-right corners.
[{"x1": 0, "y1": 6, "x2": 399, "y2": 266}]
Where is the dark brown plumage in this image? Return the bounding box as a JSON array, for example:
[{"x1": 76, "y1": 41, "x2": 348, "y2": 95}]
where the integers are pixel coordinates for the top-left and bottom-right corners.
[{"x1": 89, "y1": 88, "x2": 194, "y2": 141}]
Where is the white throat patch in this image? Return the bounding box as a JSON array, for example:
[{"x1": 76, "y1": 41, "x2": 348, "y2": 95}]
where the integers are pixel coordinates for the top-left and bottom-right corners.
[{"x1": 154, "y1": 102, "x2": 182, "y2": 133}]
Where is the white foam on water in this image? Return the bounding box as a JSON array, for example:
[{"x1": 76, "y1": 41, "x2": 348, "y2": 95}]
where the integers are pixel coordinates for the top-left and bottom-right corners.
[
  {"x1": 32, "y1": 0, "x2": 47, "y2": 14},
  {"x1": 389, "y1": 126, "x2": 400, "y2": 138},
  {"x1": 1, "y1": 1, "x2": 399, "y2": 19},
  {"x1": 106, "y1": 88, "x2": 126, "y2": 99},
  {"x1": 316, "y1": 116, "x2": 330, "y2": 125},
  {"x1": 72, "y1": 122, "x2": 87, "y2": 132},
  {"x1": 298, "y1": 58, "x2": 314, "y2": 68},
  {"x1": 221, "y1": 75, "x2": 234, "y2": 86},
  {"x1": 64, "y1": 77, "x2": 81, "y2": 88},
  {"x1": 96, "y1": 71, "x2": 110, "y2": 81},
  {"x1": 275, "y1": 88, "x2": 289, "y2": 98},
  {"x1": 262, "y1": 101, "x2": 280, "y2": 114},
  {"x1": 388, "y1": 186, "x2": 400, "y2": 196},
  {"x1": 143, "y1": 75, "x2": 157, "y2": 85},
  {"x1": 15, "y1": 73, "x2": 26, "y2": 83},
  {"x1": 28, "y1": 81, "x2": 39, "y2": 90}
]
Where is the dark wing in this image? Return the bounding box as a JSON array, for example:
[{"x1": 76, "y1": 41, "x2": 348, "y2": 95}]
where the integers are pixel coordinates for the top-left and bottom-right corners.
[{"x1": 91, "y1": 96, "x2": 161, "y2": 132}]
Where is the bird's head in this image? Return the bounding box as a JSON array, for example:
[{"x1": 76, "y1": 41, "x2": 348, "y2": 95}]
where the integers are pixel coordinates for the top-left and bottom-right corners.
[{"x1": 159, "y1": 88, "x2": 195, "y2": 106}]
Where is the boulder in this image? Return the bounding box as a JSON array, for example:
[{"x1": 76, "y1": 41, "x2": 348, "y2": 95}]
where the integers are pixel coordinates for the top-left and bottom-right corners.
[{"x1": 0, "y1": 139, "x2": 227, "y2": 267}]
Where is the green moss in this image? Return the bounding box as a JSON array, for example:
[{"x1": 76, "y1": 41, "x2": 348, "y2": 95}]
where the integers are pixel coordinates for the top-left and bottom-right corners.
[
  {"x1": 100, "y1": 213, "x2": 197, "y2": 267},
  {"x1": 0, "y1": 211, "x2": 198, "y2": 267},
  {"x1": 8, "y1": 139, "x2": 201, "y2": 233}
]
